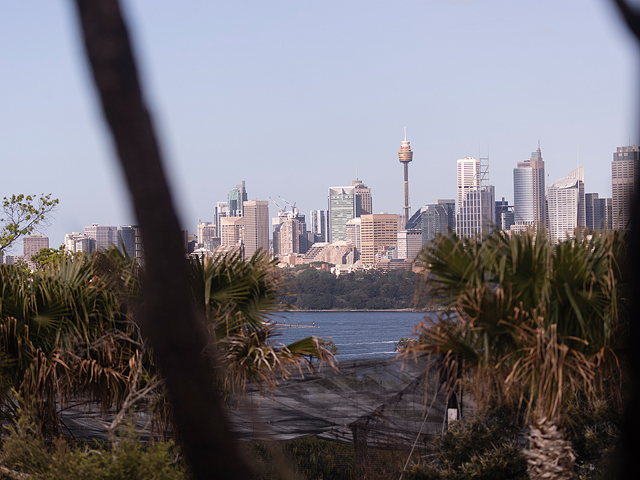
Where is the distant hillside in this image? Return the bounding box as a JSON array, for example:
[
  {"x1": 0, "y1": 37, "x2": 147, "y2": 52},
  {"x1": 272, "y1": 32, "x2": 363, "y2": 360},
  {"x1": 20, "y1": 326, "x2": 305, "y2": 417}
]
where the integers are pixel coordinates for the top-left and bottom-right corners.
[{"x1": 283, "y1": 267, "x2": 429, "y2": 310}]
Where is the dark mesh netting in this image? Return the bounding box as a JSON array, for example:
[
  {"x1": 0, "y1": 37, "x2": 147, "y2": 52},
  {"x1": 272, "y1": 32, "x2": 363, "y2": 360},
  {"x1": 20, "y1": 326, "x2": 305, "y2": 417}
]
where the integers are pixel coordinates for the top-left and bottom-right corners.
[{"x1": 58, "y1": 355, "x2": 461, "y2": 450}]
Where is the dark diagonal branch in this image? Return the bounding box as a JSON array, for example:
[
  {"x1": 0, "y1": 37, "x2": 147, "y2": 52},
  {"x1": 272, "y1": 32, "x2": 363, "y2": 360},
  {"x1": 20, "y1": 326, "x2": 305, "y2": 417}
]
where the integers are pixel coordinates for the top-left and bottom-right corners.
[{"x1": 70, "y1": 1, "x2": 251, "y2": 478}]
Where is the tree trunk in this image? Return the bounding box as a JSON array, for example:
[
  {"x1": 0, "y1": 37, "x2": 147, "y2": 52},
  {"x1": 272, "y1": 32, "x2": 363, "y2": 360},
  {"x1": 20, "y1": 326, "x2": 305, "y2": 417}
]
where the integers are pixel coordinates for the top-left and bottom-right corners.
[{"x1": 524, "y1": 418, "x2": 576, "y2": 480}]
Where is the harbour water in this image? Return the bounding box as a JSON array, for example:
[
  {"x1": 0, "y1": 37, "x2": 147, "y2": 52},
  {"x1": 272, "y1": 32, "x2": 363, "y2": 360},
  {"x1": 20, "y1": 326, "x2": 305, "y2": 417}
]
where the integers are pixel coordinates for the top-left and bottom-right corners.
[{"x1": 270, "y1": 310, "x2": 435, "y2": 359}]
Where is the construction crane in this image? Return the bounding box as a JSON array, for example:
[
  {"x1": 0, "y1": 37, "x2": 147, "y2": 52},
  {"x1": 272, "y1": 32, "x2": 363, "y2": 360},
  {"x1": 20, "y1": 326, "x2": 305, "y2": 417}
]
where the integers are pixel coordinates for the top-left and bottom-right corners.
[{"x1": 278, "y1": 196, "x2": 298, "y2": 215}]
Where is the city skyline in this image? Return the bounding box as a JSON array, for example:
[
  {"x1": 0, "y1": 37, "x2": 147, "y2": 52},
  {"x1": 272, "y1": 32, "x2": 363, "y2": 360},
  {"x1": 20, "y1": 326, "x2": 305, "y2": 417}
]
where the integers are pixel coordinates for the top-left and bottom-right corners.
[{"x1": 0, "y1": 1, "x2": 635, "y2": 251}]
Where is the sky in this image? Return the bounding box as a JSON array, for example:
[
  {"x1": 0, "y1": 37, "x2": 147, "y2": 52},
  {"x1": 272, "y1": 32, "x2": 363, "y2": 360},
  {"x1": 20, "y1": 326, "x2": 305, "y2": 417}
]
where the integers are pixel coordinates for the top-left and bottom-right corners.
[{"x1": 1, "y1": 0, "x2": 638, "y2": 251}]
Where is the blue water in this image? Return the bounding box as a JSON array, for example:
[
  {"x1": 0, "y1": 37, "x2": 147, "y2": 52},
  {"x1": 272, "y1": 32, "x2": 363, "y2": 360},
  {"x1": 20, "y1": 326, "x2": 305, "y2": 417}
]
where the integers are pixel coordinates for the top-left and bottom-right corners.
[{"x1": 269, "y1": 311, "x2": 435, "y2": 359}]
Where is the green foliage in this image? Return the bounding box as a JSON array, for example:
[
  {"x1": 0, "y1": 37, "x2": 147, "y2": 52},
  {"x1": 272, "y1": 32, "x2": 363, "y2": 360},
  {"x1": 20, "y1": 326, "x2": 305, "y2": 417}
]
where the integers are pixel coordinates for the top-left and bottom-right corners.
[
  {"x1": 247, "y1": 436, "x2": 411, "y2": 480},
  {"x1": 1, "y1": 248, "x2": 333, "y2": 435},
  {"x1": 0, "y1": 414, "x2": 189, "y2": 480},
  {"x1": 405, "y1": 410, "x2": 527, "y2": 480},
  {"x1": 0, "y1": 194, "x2": 58, "y2": 254},
  {"x1": 565, "y1": 398, "x2": 621, "y2": 479},
  {"x1": 412, "y1": 230, "x2": 627, "y2": 422},
  {"x1": 30, "y1": 245, "x2": 68, "y2": 269},
  {"x1": 287, "y1": 269, "x2": 427, "y2": 310}
]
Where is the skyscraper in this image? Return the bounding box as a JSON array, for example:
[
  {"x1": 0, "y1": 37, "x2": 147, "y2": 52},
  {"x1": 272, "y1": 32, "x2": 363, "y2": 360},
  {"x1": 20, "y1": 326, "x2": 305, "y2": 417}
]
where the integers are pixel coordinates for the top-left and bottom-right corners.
[
  {"x1": 117, "y1": 226, "x2": 136, "y2": 257},
  {"x1": 398, "y1": 129, "x2": 413, "y2": 226},
  {"x1": 23, "y1": 235, "x2": 49, "y2": 266},
  {"x1": 547, "y1": 167, "x2": 585, "y2": 244},
  {"x1": 455, "y1": 157, "x2": 495, "y2": 237},
  {"x1": 85, "y1": 224, "x2": 118, "y2": 251},
  {"x1": 228, "y1": 181, "x2": 248, "y2": 217},
  {"x1": 243, "y1": 200, "x2": 269, "y2": 257},
  {"x1": 328, "y1": 186, "x2": 356, "y2": 243},
  {"x1": 310, "y1": 209, "x2": 329, "y2": 243},
  {"x1": 611, "y1": 145, "x2": 640, "y2": 230},
  {"x1": 351, "y1": 179, "x2": 372, "y2": 216},
  {"x1": 220, "y1": 216, "x2": 244, "y2": 248},
  {"x1": 360, "y1": 214, "x2": 398, "y2": 266},
  {"x1": 215, "y1": 202, "x2": 228, "y2": 231},
  {"x1": 513, "y1": 146, "x2": 546, "y2": 230}
]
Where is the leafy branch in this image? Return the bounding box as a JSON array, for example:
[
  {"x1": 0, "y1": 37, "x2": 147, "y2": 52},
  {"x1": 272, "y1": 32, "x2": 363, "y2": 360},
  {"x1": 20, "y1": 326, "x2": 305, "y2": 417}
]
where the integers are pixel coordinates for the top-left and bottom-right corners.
[{"x1": 0, "y1": 194, "x2": 58, "y2": 254}]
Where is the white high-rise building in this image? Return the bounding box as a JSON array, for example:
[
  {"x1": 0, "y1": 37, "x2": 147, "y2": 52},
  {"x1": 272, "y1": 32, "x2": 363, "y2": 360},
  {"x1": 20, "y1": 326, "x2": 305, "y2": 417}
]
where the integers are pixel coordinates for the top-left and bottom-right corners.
[
  {"x1": 513, "y1": 146, "x2": 546, "y2": 230},
  {"x1": 547, "y1": 167, "x2": 586, "y2": 244},
  {"x1": 243, "y1": 200, "x2": 269, "y2": 257},
  {"x1": 455, "y1": 157, "x2": 495, "y2": 237},
  {"x1": 310, "y1": 209, "x2": 329, "y2": 243}
]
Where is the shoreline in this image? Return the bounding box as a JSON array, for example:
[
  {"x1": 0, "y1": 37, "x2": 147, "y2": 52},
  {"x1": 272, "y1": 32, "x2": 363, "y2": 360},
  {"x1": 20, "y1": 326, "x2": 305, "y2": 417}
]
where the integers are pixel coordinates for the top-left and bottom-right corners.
[{"x1": 275, "y1": 308, "x2": 441, "y2": 313}]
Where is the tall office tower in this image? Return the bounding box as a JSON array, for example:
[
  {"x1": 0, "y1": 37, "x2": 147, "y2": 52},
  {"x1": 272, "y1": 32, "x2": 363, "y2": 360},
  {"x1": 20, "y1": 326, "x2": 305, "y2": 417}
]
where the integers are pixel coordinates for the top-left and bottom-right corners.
[
  {"x1": 351, "y1": 179, "x2": 372, "y2": 216},
  {"x1": 293, "y1": 212, "x2": 310, "y2": 254},
  {"x1": 117, "y1": 226, "x2": 136, "y2": 257},
  {"x1": 611, "y1": 145, "x2": 640, "y2": 229},
  {"x1": 360, "y1": 214, "x2": 398, "y2": 266},
  {"x1": 345, "y1": 217, "x2": 361, "y2": 261},
  {"x1": 23, "y1": 235, "x2": 49, "y2": 259},
  {"x1": 547, "y1": 167, "x2": 586, "y2": 244},
  {"x1": 585, "y1": 193, "x2": 599, "y2": 231},
  {"x1": 197, "y1": 220, "x2": 217, "y2": 251},
  {"x1": 310, "y1": 209, "x2": 329, "y2": 243},
  {"x1": 434, "y1": 199, "x2": 456, "y2": 232},
  {"x1": 398, "y1": 129, "x2": 413, "y2": 226},
  {"x1": 85, "y1": 224, "x2": 118, "y2": 251},
  {"x1": 65, "y1": 232, "x2": 95, "y2": 254},
  {"x1": 595, "y1": 198, "x2": 613, "y2": 230},
  {"x1": 406, "y1": 201, "x2": 455, "y2": 246},
  {"x1": 513, "y1": 147, "x2": 545, "y2": 229},
  {"x1": 227, "y1": 181, "x2": 248, "y2": 217},
  {"x1": 456, "y1": 157, "x2": 495, "y2": 237},
  {"x1": 243, "y1": 200, "x2": 269, "y2": 257},
  {"x1": 278, "y1": 218, "x2": 300, "y2": 255},
  {"x1": 328, "y1": 186, "x2": 356, "y2": 243},
  {"x1": 215, "y1": 202, "x2": 228, "y2": 231},
  {"x1": 396, "y1": 230, "x2": 422, "y2": 260},
  {"x1": 220, "y1": 216, "x2": 244, "y2": 248}
]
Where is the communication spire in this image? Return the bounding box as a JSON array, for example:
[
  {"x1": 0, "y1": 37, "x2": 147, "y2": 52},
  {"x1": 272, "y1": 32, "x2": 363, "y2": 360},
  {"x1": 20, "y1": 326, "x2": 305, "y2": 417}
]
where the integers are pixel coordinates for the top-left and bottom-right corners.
[{"x1": 398, "y1": 128, "x2": 413, "y2": 226}]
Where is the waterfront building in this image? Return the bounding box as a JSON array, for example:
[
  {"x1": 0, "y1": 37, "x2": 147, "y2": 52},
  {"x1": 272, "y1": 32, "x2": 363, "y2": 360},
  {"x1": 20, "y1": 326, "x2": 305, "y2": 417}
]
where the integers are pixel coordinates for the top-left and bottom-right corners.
[
  {"x1": 360, "y1": 214, "x2": 398, "y2": 266},
  {"x1": 243, "y1": 200, "x2": 269, "y2": 257},
  {"x1": 547, "y1": 167, "x2": 586, "y2": 244},
  {"x1": 611, "y1": 145, "x2": 640, "y2": 230},
  {"x1": 328, "y1": 186, "x2": 357, "y2": 243},
  {"x1": 227, "y1": 181, "x2": 248, "y2": 217},
  {"x1": 85, "y1": 224, "x2": 118, "y2": 251}
]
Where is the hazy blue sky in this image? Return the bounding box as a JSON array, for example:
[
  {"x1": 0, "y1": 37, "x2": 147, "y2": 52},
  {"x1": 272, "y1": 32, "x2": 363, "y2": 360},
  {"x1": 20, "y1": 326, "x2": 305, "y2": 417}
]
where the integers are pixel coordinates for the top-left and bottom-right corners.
[{"x1": 1, "y1": 0, "x2": 638, "y2": 250}]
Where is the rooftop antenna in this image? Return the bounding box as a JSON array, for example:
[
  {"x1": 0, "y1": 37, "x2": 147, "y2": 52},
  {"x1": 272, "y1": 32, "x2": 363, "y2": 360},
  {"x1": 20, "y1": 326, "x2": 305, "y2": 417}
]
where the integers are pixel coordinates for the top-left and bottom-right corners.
[
  {"x1": 404, "y1": 126, "x2": 407, "y2": 141},
  {"x1": 577, "y1": 147, "x2": 580, "y2": 168},
  {"x1": 356, "y1": 163, "x2": 358, "y2": 181}
]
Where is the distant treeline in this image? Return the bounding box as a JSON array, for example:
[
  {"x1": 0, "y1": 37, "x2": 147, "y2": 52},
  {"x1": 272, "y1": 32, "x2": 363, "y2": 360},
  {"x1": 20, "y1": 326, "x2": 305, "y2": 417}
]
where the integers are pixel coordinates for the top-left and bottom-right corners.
[{"x1": 283, "y1": 267, "x2": 429, "y2": 310}]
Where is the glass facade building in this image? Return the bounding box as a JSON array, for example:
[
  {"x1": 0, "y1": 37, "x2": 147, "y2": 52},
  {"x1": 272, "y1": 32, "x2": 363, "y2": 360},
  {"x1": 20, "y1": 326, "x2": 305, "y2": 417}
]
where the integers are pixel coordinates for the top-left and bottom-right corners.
[{"x1": 328, "y1": 187, "x2": 356, "y2": 243}]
